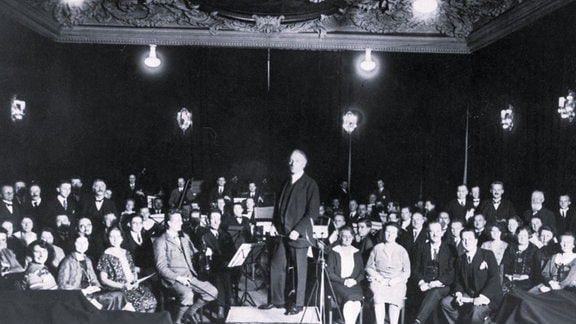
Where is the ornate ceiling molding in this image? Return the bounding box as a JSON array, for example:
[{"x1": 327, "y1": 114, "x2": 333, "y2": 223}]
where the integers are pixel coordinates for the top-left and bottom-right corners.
[{"x1": 0, "y1": 0, "x2": 574, "y2": 53}]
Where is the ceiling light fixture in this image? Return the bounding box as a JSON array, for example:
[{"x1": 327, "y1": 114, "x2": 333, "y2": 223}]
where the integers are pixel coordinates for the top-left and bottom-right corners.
[
  {"x1": 360, "y1": 48, "x2": 376, "y2": 72},
  {"x1": 413, "y1": 0, "x2": 439, "y2": 14},
  {"x1": 144, "y1": 44, "x2": 161, "y2": 68}
]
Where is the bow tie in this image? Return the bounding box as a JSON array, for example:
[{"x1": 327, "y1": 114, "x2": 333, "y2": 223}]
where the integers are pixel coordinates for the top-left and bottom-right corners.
[
  {"x1": 95, "y1": 199, "x2": 103, "y2": 203},
  {"x1": 493, "y1": 200, "x2": 500, "y2": 204},
  {"x1": 4, "y1": 203, "x2": 12, "y2": 206}
]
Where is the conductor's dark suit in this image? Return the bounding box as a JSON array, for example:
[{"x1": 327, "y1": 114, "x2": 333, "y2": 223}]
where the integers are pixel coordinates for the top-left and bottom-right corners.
[{"x1": 270, "y1": 173, "x2": 320, "y2": 308}]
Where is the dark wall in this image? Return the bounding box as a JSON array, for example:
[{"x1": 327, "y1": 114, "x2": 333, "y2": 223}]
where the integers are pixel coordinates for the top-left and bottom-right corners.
[{"x1": 1, "y1": 4, "x2": 576, "y2": 212}]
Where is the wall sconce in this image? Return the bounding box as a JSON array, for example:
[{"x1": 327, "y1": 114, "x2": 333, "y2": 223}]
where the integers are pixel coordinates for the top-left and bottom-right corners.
[
  {"x1": 558, "y1": 90, "x2": 576, "y2": 122},
  {"x1": 501, "y1": 104, "x2": 514, "y2": 131},
  {"x1": 342, "y1": 111, "x2": 359, "y2": 134},
  {"x1": 144, "y1": 44, "x2": 161, "y2": 68},
  {"x1": 177, "y1": 107, "x2": 193, "y2": 133},
  {"x1": 413, "y1": 0, "x2": 439, "y2": 14},
  {"x1": 10, "y1": 95, "x2": 26, "y2": 122},
  {"x1": 360, "y1": 48, "x2": 377, "y2": 72}
]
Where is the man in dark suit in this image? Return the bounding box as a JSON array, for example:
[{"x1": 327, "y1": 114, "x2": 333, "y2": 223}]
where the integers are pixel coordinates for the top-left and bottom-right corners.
[
  {"x1": 259, "y1": 149, "x2": 320, "y2": 316},
  {"x1": 154, "y1": 210, "x2": 218, "y2": 324},
  {"x1": 203, "y1": 210, "x2": 235, "y2": 319},
  {"x1": 332, "y1": 180, "x2": 349, "y2": 208},
  {"x1": 444, "y1": 185, "x2": 473, "y2": 222},
  {"x1": 22, "y1": 184, "x2": 47, "y2": 227},
  {"x1": 122, "y1": 214, "x2": 155, "y2": 275},
  {"x1": 400, "y1": 212, "x2": 428, "y2": 255},
  {"x1": 522, "y1": 190, "x2": 556, "y2": 232},
  {"x1": 478, "y1": 181, "x2": 516, "y2": 224},
  {"x1": 441, "y1": 229, "x2": 502, "y2": 324},
  {"x1": 445, "y1": 219, "x2": 466, "y2": 257},
  {"x1": 244, "y1": 182, "x2": 265, "y2": 206},
  {"x1": 168, "y1": 177, "x2": 197, "y2": 210},
  {"x1": 424, "y1": 199, "x2": 439, "y2": 222},
  {"x1": 80, "y1": 179, "x2": 117, "y2": 234},
  {"x1": 556, "y1": 194, "x2": 576, "y2": 234},
  {"x1": 45, "y1": 180, "x2": 77, "y2": 230},
  {"x1": 117, "y1": 174, "x2": 146, "y2": 209},
  {"x1": 0, "y1": 185, "x2": 22, "y2": 231},
  {"x1": 222, "y1": 202, "x2": 252, "y2": 249},
  {"x1": 209, "y1": 177, "x2": 232, "y2": 205},
  {"x1": 373, "y1": 179, "x2": 390, "y2": 205},
  {"x1": 473, "y1": 214, "x2": 491, "y2": 246},
  {"x1": 413, "y1": 222, "x2": 455, "y2": 324}
]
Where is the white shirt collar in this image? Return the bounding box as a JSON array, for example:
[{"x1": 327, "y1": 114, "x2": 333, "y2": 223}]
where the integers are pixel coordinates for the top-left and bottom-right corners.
[{"x1": 291, "y1": 171, "x2": 304, "y2": 184}]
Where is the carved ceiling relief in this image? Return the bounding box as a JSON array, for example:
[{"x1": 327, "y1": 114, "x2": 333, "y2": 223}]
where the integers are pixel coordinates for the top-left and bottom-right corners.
[{"x1": 24, "y1": 0, "x2": 525, "y2": 38}]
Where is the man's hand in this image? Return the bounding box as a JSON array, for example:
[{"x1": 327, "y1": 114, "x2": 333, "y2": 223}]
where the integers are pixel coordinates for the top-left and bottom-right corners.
[
  {"x1": 473, "y1": 294, "x2": 490, "y2": 306},
  {"x1": 429, "y1": 280, "x2": 444, "y2": 288},
  {"x1": 344, "y1": 278, "x2": 357, "y2": 287},
  {"x1": 205, "y1": 247, "x2": 213, "y2": 257},
  {"x1": 176, "y1": 276, "x2": 192, "y2": 286},
  {"x1": 289, "y1": 230, "x2": 300, "y2": 241},
  {"x1": 269, "y1": 226, "x2": 278, "y2": 237}
]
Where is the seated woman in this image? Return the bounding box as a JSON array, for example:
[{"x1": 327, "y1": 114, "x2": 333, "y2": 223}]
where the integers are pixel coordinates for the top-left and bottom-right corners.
[
  {"x1": 503, "y1": 216, "x2": 522, "y2": 244},
  {"x1": 366, "y1": 223, "x2": 410, "y2": 324},
  {"x1": 502, "y1": 226, "x2": 539, "y2": 292},
  {"x1": 481, "y1": 223, "x2": 508, "y2": 267},
  {"x1": 13, "y1": 216, "x2": 37, "y2": 247},
  {"x1": 23, "y1": 240, "x2": 58, "y2": 290},
  {"x1": 0, "y1": 228, "x2": 25, "y2": 290},
  {"x1": 39, "y1": 228, "x2": 65, "y2": 271},
  {"x1": 97, "y1": 227, "x2": 157, "y2": 312},
  {"x1": 530, "y1": 232, "x2": 576, "y2": 294},
  {"x1": 58, "y1": 236, "x2": 129, "y2": 310},
  {"x1": 326, "y1": 226, "x2": 364, "y2": 324}
]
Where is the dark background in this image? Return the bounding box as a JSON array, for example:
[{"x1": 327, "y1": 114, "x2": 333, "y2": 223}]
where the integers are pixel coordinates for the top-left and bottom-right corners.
[{"x1": 1, "y1": 3, "x2": 576, "y2": 212}]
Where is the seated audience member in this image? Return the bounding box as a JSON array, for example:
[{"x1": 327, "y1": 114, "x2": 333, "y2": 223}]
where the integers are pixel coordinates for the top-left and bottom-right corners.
[
  {"x1": 529, "y1": 217, "x2": 544, "y2": 248},
  {"x1": 92, "y1": 212, "x2": 119, "y2": 260},
  {"x1": 154, "y1": 210, "x2": 218, "y2": 324},
  {"x1": 326, "y1": 227, "x2": 364, "y2": 324},
  {"x1": 423, "y1": 199, "x2": 438, "y2": 222},
  {"x1": 53, "y1": 214, "x2": 73, "y2": 253},
  {"x1": 328, "y1": 212, "x2": 347, "y2": 245},
  {"x1": 0, "y1": 228, "x2": 25, "y2": 289},
  {"x1": 39, "y1": 228, "x2": 65, "y2": 271},
  {"x1": 139, "y1": 207, "x2": 162, "y2": 237},
  {"x1": 13, "y1": 216, "x2": 37, "y2": 246},
  {"x1": 503, "y1": 216, "x2": 522, "y2": 244},
  {"x1": 97, "y1": 227, "x2": 157, "y2": 312},
  {"x1": 45, "y1": 180, "x2": 77, "y2": 230},
  {"x1": 0, "y1": 184, "x2": 22, "y2": 230},
  {"x1": 530, "y1": 232, "x2": 576, "y2": 293},
  {"x1": 399, "y1": 206, "x2": 412, "y2": 231},
  {"x1": 522, "y1": 190, "x2": 556, "y2": 232},
  {"x1": 81, "y1": 179, "x2": 117, "y2": 234},
  {"x1": 536, "y1": 226, "x2": 560, "y2": 277},
  {"x1": 122, "y1": 214, "x2": 155, "y2": 276},
  {"x1": 23, "y1": 184, "x2": 47, "y2": 224},
  {"x1": 446, "y1": 219, "x2": 466, "y2": 256},
  {"x1": 58, "y1": 236, "x2": 129, "y2": 310},
  {"x1": 151, "y1": 197, "x2": 166, "y2": 216},
  {"x1": 119, "y1": 198, "x2": 137, "y2": 232},
  {"x1": 441, "y1": 229, "x2": 502, "y2": 324},
  {"x1": 353, "y1": 218, "x2": 374, "y2": 264},
  {"x1": 502, "y1": 226, "x2": 539, "y2": 292},
  {"x1": 400, "y1": 212, "x2": 426, "y2": 255},
  {"x1": 437, "y1": 211, "x2": 451, "y2": 239},
  {"x1": 366, "y1": 223, "x2": 410, "y2": 324},
  {"x1": 480, "y1": 223, "x2": 508, "y2": 267},
  {"x1": 412, "y1": 222, "x2": 455, "y2": 324},
  {"x1": 472, "y1": 214, "x2": 491, "y2": 246},
  {"x1": 23, "y1": 240, "x2": 58, "y2": 290},
  {"x1": 2, "y1": 220, "x2": 26, "y2": 265},
  {"x1": 202, "y1": 210, "x2": 235, "y2": 319}
]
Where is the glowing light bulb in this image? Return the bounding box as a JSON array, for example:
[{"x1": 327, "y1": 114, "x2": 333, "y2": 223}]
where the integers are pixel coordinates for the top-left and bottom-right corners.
[
  {"x1": 360, "y1": 48, "x2": 376, "y2": 72},
  {"x1": 144, "y1": 44, "x2": 161, "y2": 68},
  {"x1": 413, "y1": 0, "x2": 439, "y2": 14}
]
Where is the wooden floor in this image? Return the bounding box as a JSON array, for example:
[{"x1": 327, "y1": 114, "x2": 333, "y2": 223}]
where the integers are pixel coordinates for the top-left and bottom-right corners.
[{"x1": 226, "y1": 306, "x2": 321, "y2": 324}]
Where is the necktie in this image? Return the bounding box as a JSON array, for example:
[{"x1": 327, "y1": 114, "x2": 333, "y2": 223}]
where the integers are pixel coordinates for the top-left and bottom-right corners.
[
  {"x1": 432, "y1": 248, "x2": 438, "y2": 261},
  {"x1": 33, "y1": 202, "x2": 37, "y2": 207},
  {"x1": 413, "y1": 230, "x2": 418, "y2": 242},
  {"x1": 63, "y1": 199, "x2": 67, "y2": 211},
  {"x1": 467, "y1": 255, "x2": 472, "y2": 263},
  {"x1": 137, "y1": 233, "x2": 142, "y2": 245},
  {"x1": 460, "y1": 200, "x2": 464, "y2": 207},
  {"x1": 219, "y1": 187, "x2": 223, "y2": 194},
  {"x1": 214, "y1": 231, "x2": 219, "y2": 239}
]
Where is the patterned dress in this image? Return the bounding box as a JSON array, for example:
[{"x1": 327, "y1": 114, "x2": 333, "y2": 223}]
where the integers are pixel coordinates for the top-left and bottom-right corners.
[{"x1": 97, "y1": 248, "x2": 157, "y2": 312}]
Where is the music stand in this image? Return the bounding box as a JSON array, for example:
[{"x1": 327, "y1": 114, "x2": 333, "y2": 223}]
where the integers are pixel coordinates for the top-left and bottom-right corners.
[{"x1": 228, "y1": 242, "x2": 266, "y2": 307}]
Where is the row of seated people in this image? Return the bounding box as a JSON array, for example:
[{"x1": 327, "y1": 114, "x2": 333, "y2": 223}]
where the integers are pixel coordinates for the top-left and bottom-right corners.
[
  {"x1": 0, "y1": 202, "x2": 256, "y2": 322},
  {"x1": 323, "y1": 207, "x2": 576, "y2": 324}
]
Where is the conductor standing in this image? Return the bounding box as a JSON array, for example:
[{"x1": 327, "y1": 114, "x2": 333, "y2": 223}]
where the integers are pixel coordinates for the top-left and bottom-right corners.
[{"x1": 259, "y1": 149, "x2": 320, "y2": 315}]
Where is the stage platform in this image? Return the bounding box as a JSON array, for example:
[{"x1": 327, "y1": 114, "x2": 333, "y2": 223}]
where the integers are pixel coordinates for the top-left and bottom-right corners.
[{"x1": 226, "y1": 306, "x2": 321, "y2": 324}]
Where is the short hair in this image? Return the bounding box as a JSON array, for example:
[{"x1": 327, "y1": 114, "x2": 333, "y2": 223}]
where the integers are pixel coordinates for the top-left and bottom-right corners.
[
  {"x1": 27, "y1": 240, "x2": 53, "y2": 262},
  {"x1": 338, "y1": 226, "x2": 354, "y2": 238},
  {"x1": 208, "y1": 209, "x2": 222, "y2": 220},
  {"x1": 559, "y1": 231, "x2": 576, "y2": 242},
  {"x1": 58, "y1": 179, "x2": 71, "y2": 187},
  {"x1": 508, "y1": 215, "x2": 523, "y2": 225},
  {"x1": 451, "y1": 218, "x2": 465, "y2": 227},
  {"x1": 428, "y1": 221, "x2": 442, "y2": 231},
  {"x1": 516, "y1": 225, "x2": 531, "y2": 237},
  {"x1": 164, "y1": 209, "x2": 182, "y2": 224},
  {"x1": 488, "y1": 222, "x2": 505, "y2": 233},
  {"x1": 291, "y1": 149, "x2": 308, "y2": 162},
  {"x1": 460, "y1": 228, "x2": 476, "y2": 239},
  {"x1": 491, "y1": 181, "x2": 504, "y2": 189},
  {"x1": 538, "y1": 225, "x2": 555, "y2": 237},
  {"x1": 357, "y1": 218, "x2": 371, "y2": 228},
  {"x1": 0, "y1": 228, "x2": 7, "y2": 236}
]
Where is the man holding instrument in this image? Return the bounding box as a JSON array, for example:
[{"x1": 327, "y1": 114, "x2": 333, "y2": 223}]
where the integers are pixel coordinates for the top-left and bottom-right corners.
[{"x1": 259, "y1": 149, "x2": 320, "y2": 316}]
